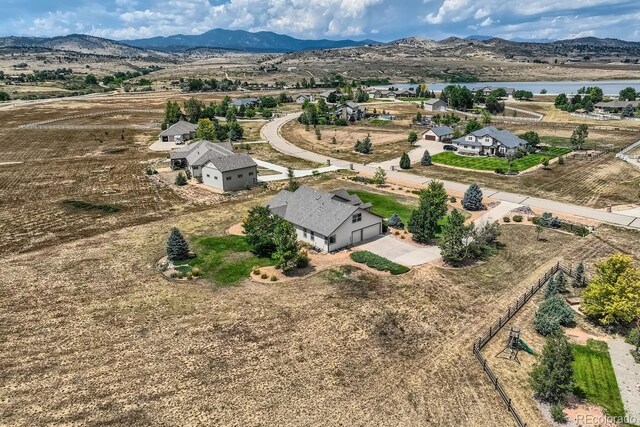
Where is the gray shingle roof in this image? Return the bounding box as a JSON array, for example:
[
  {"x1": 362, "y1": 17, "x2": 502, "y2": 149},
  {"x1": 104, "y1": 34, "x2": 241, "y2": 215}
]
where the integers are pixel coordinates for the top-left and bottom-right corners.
[
  {"x1": 595, "y1": 100, "x2": 639, "y2": 109},
  {"x1": 169, "y1": 140, "x2": 232, "y2": 160},
  {"x1": 231, "y1": 97, "x2": 259, "y2": 107},
  {"x1": 205, "y1": 154, "x2": 257, "y2": 172},
  {"x1": 188, "y1": 142, "x2": 236, "y2": 166},
  {"x1": 430, "y1": 126, "x2": 454, "y2": 137},
  {"x1": 267, "y1": 186, "x2": 377, "y2": 236},
  {"x1": 457, "y1": 126, "x2": 528, "y2": 149},
  {"x1": 425, "y1": 98, "x2": 446, "y2": 105},
  {"x1": 160, "y1": 119, "x2": 197, "y2": 137}
]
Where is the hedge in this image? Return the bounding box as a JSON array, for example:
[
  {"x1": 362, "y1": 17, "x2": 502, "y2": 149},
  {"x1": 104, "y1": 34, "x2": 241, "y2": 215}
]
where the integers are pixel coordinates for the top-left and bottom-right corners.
[{"x1": 350, "y1": 251, "x2": 410, "y2": 275}]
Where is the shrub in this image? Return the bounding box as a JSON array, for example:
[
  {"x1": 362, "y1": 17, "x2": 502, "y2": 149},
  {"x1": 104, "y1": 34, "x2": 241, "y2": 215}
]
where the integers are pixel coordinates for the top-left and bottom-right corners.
[
  {"x1": 191, "y1": 267, "x2": 201, "y2": 277},
  {"x1": 495, "y1": 168, "x2": 506, "y2": 174},
  {"x1": 260, "y1": 273, "x2": 268, "y2": 279},
  {"x1": 253, "y1": 269, "x2": 261, "y2": 275},
  {"x1": 170, "y1": 271, "x2": 178, "y2": 278},
  {"x1": 350, "y1": 251, "x2": 409, "y2": 275},
  {"x1": 625, "y1": 328, "x2": 640, "y2": 350},
  {"x1": 534, "y1": 295, "x2": 574, "y2": 336},
  {"x1": 512, "y1": 215, "x2": 523, "y2": 222},
  {"x1": 558, "y1": 155, "x2": 565, "y2": 165},
  {"x1": 146, "y1": 167, "x2": 157, "y2": 175},
  {"x1": 175, "y1": 171, "x2": 188, "y2": 186},
  {"x1": 296, "y1": 251, "x2": 310, "y2": 269},
  {"x1": 270, "y1": 275, "x2": 278, "y2": 281},
  {"x1": 186, "y1": 272, "x2": 193, "y2": 279},
  {"x1": 449, "y1": 196, "x2": 457, "y2": 203},
  {"x1": 503, "y1": 216, "x2": 511, "y2": 223},
  {"x1": 550, "y1": 404, "x2": 567, "y2": 423},
  {"x1": 540, "y1": 212, "x2": 561, "y2": 228}
]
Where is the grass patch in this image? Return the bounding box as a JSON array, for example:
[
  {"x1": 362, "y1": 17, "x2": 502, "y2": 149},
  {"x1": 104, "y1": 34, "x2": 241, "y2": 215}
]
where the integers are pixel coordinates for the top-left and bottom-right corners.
[
  {"x1": 572, "y1": 339, "x2": 625, "y2": 417},
  {"x1": 431, "y1": 150, "x2": 570, "y2": 172},
  {"x1": 189, "y1": 235, "x2": 275, "y2": 285},
  {"x1": 350, "y1": 251, "x2": 409, "y2": 275},
  {"x1": 540, "y1": 136, "x2": 572, "y2": 147},
  {"x1": 351, "y1": 190, "x2": 417, "y2": 224},
  {"x1": 62, "y1": 199, "x2": 120, "y2": 214}
]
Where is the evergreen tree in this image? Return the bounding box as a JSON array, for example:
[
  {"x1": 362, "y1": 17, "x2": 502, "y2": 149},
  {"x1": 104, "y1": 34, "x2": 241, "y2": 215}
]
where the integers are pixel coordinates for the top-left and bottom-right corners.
[
  {"x1": 286, "y1": 167, "x2": 299, "y2": 192},
  {"x1": 175, "y1": 172, "x2": 188, "y2": 186},
  {"x1": 461, "y1": 183, "x2": 483, "y2": 211},
  {"x1": 421, "y1": 149, "x2": 432, "y2": 166},
  {"x1": 387, "y1": 213, "x2": 404, "y2": 229},
  {"x1": 408, "y1": 131, "x2": 418, "y2": 145},
  {"x1": 529, "y1": 331, "x2": 574, "y2": 404},
  {"x1": 408, "y1": 180, "x2": 448, "y2": 242},
  {"x1": 573, "y1": 261, "x2": 586, "y2": 287},
  {"x1": 621, "y1": 104, "x2": 635, "y2": 118},
  {"x1": 167, "y1": 227, "x2": 190, "y2": 261},
  {"x1": 195, "y1": 118, "x2": 218, "y2": 141},
  {"x1": 438, "y1": 209, "x2": 470, "y2": 265},
  {"x1": 555, "y1": 271, "x2": 567, "y2": 293},
  {"x1": 372, "y1": 167, "x2": 386, "y2": 186},
  {"x1": 184, "y1": 97, "x2": 205, "y2": 123},
  {"x1": 399, "y1": 152, "x2": 411, "y2": 169},
  {"x1": 544, "y1": 276, "x2": 558, "y2": 299},
  {"x1": 272, "y1": 219, "x2": 300, "y2": 272},
  {"x1": 534, "y1": 295, "x2": 574, "y2": 336}
]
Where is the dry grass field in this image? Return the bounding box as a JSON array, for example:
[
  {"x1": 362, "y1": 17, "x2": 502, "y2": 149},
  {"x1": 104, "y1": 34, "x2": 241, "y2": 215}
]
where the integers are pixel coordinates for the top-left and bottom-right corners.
[
  {"x1": 412, "y1": 154, "x2": 640, "y2": 208},
  {"x1": 1, "y1": 183, "x2": 600, "y2": 426},
  {"x1": 282, "y1": 120, "x2": 416, "y2": 164}
]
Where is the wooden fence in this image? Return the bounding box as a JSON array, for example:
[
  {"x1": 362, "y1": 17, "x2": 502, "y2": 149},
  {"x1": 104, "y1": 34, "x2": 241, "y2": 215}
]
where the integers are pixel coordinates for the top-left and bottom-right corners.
[{"x1": 472, "y1": 262, "x2": 574, "y2": 427}]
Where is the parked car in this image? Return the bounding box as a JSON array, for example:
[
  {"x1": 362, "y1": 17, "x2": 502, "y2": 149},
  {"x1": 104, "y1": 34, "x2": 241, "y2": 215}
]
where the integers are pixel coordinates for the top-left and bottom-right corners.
[{"x1": 443, "y1": 144, "x2": 458, "y2": 151}]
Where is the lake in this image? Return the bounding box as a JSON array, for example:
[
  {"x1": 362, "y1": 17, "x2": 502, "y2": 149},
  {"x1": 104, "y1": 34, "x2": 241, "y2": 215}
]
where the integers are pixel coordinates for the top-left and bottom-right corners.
[{"x1": 372, "y1": 80, "x2": 640, "y2": 96}]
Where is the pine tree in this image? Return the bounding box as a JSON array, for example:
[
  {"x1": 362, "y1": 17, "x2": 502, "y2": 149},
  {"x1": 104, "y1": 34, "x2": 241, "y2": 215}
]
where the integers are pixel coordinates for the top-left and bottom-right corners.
[
  {"x1": 175, "y1": 172, "x2": 188, "y2": 186},
  {"x1": 529, "y1": 331, "x2": 574, "y2": 404},
  {"x1": 408, "y1": 180, "x2": 448, "y2": 242},
  {"x1": 555, "y1": 271, "x2": 567, "y2": 293},
  {"x1": 438, "y1": 209, "x2": 470, "y2": 265},
  {"x1": 387, "y1": 213, "x2": 404, "y2": 229},
  {"x1": 399, "y1": 152, "x2": 411, "y2": 169},
  {"x1": 167, "y1": 227, "x2": 190, "y2": 261},
  {"x1": 544, "y1": 276, "x2": 558, "y2": 299},
  {"x1": 461, "y1": 183, "x2": 483, "y2": 211},
  {"x1": 421, "y1": 149, "x2": 432, "y2": 166},
  {"x1": 573, "y1": 261, "x2": 586, "y2": 287}
]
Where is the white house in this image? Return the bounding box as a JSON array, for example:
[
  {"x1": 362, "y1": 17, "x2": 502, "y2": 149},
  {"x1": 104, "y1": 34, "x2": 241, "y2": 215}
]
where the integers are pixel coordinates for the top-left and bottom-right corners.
[
  {"x1": 424, "y1": 98, "x2": 448, "y2": 112},
  {"x1": 422, "y1": 126, "x2": 454, "y2": 142},
  {"x1": 295, "y1": 93, "x2": 315, "y2": 103},
  {"x1": 159, "y1": 119, "x2": 197, "y2": 143},
  {"x1": 169, "y1": 140, "x2": 258, "y2": 191},
  {"x1": 266, "y1": 186, "x2": 384, "y2": 251},
  {"x1": 451, "y1": 126, "x2": 528, "y2": 156}
]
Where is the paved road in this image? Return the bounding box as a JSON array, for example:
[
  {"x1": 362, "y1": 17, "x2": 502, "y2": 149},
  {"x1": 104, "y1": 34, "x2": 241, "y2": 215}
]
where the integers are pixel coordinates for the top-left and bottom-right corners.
[
  {"x1": 254, "y1": 159, "x2": 340, "y2": 182},
  {"x1": 261, "y1": 113, "x2": 640, "y2": 230}
]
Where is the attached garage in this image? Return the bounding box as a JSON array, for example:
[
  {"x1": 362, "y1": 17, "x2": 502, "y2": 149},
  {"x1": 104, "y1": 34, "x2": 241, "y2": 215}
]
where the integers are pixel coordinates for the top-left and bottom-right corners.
[
  {"x1": 352, "y1": 223, "x2": 381, "y2": 244},
  {"x1": 424, "y1": 134, "x2": 436, "y2": 141}
]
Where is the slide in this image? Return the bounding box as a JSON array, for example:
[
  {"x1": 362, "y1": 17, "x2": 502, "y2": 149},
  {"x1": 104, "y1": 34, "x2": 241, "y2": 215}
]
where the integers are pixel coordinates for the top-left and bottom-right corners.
[{"x1": 518, "y1": 339, "x2": 535, "y2": 355}]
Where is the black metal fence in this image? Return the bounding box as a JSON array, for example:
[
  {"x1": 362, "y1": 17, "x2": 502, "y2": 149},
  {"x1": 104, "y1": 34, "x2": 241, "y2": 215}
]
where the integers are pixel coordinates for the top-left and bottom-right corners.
[{"x1": 472, "y1": 262, "x2": 573, "y2": 427}]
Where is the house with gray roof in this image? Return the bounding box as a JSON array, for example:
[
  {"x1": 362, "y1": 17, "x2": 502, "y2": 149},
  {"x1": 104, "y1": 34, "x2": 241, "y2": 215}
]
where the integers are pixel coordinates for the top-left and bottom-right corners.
[
  {"x1": 159, "y1": 119, "x2": 197, "y2": 143},
  {"x1": 424, "y1": 98, "x2": 448, "y2": 112},
  {"x1": 231, "y1": 97, "x2": 260, "y2": 108},
  {"x1": 422, "y1": 125, "x2": 454, "y2": 142},
  {"x1": 451, "y1": 126, "x2": 528, "y2": 156},
  {"x1": 472, "y1": 86, "x2": 516, "y2": 98},
  {"x1": 594, "y1": 100, "x2": 639, "y2": 112},
  {"x1": 169, "y1": 140, "x2": 257, "y2": 192},
  {"x1": 266, "y1": 186, "x2": 384, "y2": 251},
  {"x1": 335, "y1": 101, "x2": 365, "y2": 122}
]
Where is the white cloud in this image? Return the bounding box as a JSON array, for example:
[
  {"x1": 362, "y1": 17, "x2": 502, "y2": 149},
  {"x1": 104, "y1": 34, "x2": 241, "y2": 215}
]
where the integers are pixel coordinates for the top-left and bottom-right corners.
[
  {"x1": 474, "y1": 8, "x2": 489, "y2": 19},
  {"x1": 479, "y1": 17, "x2": 494, "y2": 27}
]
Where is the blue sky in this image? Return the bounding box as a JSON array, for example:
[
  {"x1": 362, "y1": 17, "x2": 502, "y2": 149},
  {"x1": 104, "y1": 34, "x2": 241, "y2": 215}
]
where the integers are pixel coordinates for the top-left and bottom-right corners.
[{"x1": 3, "y1": 0, "x2": 640, "y2": 42}]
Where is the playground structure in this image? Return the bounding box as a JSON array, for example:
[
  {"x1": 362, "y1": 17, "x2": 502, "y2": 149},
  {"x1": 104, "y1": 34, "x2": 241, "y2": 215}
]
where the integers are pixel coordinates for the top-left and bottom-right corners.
[{"x1": 495, "y1": 326, "x2": 535, "y2": 363}]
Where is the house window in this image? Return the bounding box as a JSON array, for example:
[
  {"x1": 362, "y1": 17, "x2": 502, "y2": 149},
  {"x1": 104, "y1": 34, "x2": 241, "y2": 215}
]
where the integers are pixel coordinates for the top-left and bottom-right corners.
[
  {"x1": 329, "y1": 235, "x2": 336, "y2": 244},
  {"x1": 206, "y1": 174, "x2": 210, "y2": 178},
  {"x1": 193, "y1": 166, "x2": 199, "y2": 170},
  {"x1": 214, "y1": 176, "x2": 218, "y2": 180},
  {"x1": 226, "y1": 176, "x2": 231, "y2": 181},
  {"x1": 352, "y1": 213, "x2": 362, "y2": 223},
  {"x1": 248, "y1": 172, "x2": 254, "y2": 176},
  {"x1": 303, "y1": 228, "x2": 307, "y2": 238},
  {"x1": 238, "y1": 174, "x2": 243, "y2": 178},
  {"x1": 310, "y1": 231, "x2": 314, "y2": 241}
]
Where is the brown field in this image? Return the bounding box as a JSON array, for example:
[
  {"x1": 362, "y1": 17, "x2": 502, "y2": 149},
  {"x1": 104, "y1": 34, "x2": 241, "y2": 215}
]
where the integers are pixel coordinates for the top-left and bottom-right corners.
[
  {"x1": 282, "y1": 120, "x2": 415, "y2": 163},
  {"x1": 239, "y1": 142, "x2": 323, "y2": 170},
  {"x1": 510, "y1": 101, "x2": 640, "y2": 129},
  {"x1": 411, "y1": 154, "x2": 640, "y2": 208}
]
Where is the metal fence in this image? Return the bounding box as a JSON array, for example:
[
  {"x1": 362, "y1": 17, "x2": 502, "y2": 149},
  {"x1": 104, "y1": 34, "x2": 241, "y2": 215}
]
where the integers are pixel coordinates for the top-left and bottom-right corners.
[{"x1": 472, "y1": 262, "x2": 573, "y2": 427}]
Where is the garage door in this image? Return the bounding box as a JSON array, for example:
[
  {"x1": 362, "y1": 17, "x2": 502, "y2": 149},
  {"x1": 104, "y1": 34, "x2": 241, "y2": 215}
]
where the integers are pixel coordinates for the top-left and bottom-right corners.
[
  {"x1": 424, "y1": 134, "x2": 436, "y2": 141},
  {"x1": 352, "y1": 223, "x2": 381, "y2": 245}
]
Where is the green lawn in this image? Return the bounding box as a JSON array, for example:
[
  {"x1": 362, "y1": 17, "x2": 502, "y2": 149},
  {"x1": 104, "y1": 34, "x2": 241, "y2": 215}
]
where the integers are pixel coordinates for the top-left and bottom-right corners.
[
  {"x1": 189, "y1": 235, "x2": 274, "y2": 285},
  {"x1": 572, "y1": 340, "x2": 625, "y2": 417},
  {"x1": 351, "y1": 190, "x2": 417, "y2": 224},
  {"x1": 431, "y1": 148, "x2": 571, "y2": 172},
  {"x1": 540, "y1": 136, "x2": 572, "y2": 147}
]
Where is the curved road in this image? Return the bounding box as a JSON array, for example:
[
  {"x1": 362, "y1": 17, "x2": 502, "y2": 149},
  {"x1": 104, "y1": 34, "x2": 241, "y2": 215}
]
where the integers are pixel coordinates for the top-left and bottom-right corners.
[{"x1": 261, "y1": 113, "x2": 640, "y2": 230}]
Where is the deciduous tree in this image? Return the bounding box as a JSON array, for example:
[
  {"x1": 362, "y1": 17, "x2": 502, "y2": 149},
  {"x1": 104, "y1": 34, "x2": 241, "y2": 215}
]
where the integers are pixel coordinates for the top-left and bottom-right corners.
[{"x1": 529, "y1": 331, "x2": 574, "y2": 404}]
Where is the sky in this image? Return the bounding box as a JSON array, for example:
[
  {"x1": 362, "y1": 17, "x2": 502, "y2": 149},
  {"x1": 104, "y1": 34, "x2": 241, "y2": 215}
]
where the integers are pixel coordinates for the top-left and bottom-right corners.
[{"x1": 2, "y1": 0, "x2": 640, "y2": 42}]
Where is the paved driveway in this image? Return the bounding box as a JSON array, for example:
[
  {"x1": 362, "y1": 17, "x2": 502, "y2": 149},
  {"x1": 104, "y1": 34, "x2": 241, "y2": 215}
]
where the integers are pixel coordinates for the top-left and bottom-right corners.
[
  {"x1": 358, "y1": 235, "x2": 441, "y2": 267},
  {"x1": 608, "y1": 338, "x2": 640, "y2": 423}
]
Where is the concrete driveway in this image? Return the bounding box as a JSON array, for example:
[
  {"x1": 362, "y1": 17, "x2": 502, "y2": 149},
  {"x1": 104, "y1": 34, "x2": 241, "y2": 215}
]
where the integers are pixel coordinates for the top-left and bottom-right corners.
[{"x1": 358, "y1": 235, "x2": 441, "y2": 267}]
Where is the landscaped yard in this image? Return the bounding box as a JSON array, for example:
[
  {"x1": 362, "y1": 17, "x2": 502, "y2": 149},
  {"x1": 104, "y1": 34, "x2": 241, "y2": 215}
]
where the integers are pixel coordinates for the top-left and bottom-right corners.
[
  {"x1": 431, "y1": 148, "x2": 571, "y2": 172},
  {"x1": 351, "y1": 190, "x2": 417, "y2": 224},
  {"x1": 572, "y1": 340, "x2": 625, "y2": 417},
  {"x1": 350, "y1": 250, "x2": 410, "y2": 275},
  {"x1": 188, "y1": 235, "x2": 274, "y2": 285}
]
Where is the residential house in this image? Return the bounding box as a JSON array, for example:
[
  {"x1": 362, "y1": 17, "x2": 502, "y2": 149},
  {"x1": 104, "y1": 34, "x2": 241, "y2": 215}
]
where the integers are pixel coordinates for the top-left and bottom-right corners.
[
  {"x1": 231, "y1": 97, "x2": 260, "y2": 108},
  {"x1": 422, "y1": 126, "x2": 454, "y2": 142},
  {"x1": 594, "y1": 100, "x2": 639, "y2": 112},
  {"x1": 451, "y1": 126, "x2": 528, "y2": 156},
  {"x1": 319, "y1": 90, "x2": 338, "y2": 101},
  {"x1": 335, "y1": 101, "x2": 365, "y2": 121},
  {"x1": 395, "y1": 89, "x2": 415, "y2": 98},
  {"x1": 424, "y1": 98, "x2": 448, "y2": 112},
  {"x1": 266, "y1": 186, "x2": 384, "y2": 251},
  {"x1": 367, "y1": 89, "x2": 397, "y2": 100},
  {"x1": 159, "y1": 119, "x2": 197, "y2": 143},
  {"x1": 472, "y1": 86, "x2": 516, "y2": 98},
  {"x1": 295, "y1": 93, "x2": 315, "y2": 103},
  {"x1": 169, "y1": 140, "x2": 258, "y2": 191}
]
